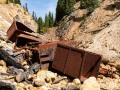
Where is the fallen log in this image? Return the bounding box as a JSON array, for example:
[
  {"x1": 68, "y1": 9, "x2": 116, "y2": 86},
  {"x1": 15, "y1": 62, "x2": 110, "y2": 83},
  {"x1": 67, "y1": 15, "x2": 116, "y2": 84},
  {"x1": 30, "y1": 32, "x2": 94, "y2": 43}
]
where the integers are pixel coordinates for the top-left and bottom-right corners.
[{"x1": 0, "y1": 48, "x2": 25, "y2": 70}]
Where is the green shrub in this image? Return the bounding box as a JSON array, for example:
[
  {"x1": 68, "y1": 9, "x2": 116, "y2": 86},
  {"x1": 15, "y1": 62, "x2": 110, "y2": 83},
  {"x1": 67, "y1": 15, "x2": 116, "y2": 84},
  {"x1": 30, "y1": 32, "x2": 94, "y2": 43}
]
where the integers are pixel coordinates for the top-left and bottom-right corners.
[{"x1": 80, "y1": 0, "x2": 99, "y2": 13}]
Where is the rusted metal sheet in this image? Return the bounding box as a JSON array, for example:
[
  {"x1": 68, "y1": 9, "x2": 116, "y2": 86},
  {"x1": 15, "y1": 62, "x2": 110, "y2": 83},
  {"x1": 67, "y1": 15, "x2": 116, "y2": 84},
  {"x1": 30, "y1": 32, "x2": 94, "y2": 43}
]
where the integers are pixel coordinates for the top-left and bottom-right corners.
[
  {"x1": 7, "y1": 21, "x2": 34, "y2": 42},
  {"x1": 80, "y1": 52, "x2": 101, "y2": 78},
  {"x1": 15, "y1": 34, "x2": 43, "y2": 47},
  {"x1": 52, "y1": 45, "x2": 69, "y2": 72},
  {"x1": 64, "y1": 49, "x2": 84, "y2": 78},
  {"x1": 52, "y1": 44, "x2": 101, "y2": 81}
]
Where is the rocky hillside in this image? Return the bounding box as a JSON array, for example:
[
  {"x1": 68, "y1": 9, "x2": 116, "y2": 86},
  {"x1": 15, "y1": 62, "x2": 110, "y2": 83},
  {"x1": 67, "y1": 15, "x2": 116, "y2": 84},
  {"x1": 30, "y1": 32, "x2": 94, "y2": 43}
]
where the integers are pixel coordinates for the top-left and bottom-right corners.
[
  {"x1": 45, "y1": 0, "x2": 120, "y2": 63},
  {"x1": 0, "y1": 3, "x2": 38, "y2": 32}
]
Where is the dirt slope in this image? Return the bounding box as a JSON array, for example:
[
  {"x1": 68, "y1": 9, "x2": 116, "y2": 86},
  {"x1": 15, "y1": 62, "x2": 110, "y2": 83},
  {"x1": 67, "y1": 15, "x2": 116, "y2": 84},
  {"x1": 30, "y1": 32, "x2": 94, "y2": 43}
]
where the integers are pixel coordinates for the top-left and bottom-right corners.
[{"x1": 0, "y1": 3, "x2": 38, "y2": 32}]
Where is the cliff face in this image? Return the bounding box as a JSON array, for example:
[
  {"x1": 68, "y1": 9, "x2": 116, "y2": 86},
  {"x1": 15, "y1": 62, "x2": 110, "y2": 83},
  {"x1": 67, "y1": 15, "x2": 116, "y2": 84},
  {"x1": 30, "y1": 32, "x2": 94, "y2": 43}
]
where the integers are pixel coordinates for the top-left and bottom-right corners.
[
  {"x1": 0, "y1": 3, "x2": 38, "y2": 32},
  {"x1": 44, "y1": 0, "x2": 120, "y2": 63}
]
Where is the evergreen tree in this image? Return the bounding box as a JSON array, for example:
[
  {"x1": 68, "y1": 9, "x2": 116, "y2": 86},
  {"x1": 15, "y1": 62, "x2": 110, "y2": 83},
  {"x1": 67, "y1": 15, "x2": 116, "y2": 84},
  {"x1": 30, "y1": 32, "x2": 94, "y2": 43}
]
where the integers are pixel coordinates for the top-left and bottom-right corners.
[
  {"x1": 32, "y1": 11, "x2": 35, "y2": 20},
  {"x1": 64, "y1": 0, "x2": 75, "y2": 15},
  {"x1": 34, "y1": 13, "x2": 38, "y2": 22},
  {"x1": 25, "y1": 3, "x2": 28, "y2": 12},
  {"x1": 14, "y1": 0, "x2": 21, "y2": 5},
  {"x1": 32, "y1": 11, "x2": 37, "y2": 22},
  {"x1": 37, "y1": 17, "x2": 43, "y2": 33},
  {"x1": 55, "y1": 0, "x2": 64, "y2": 22},
  {"x1": 55, "y1": 0, "x2": 75, "y2": 23},
  {"x1": 49, "y1": 12, "x2": 54, "y2": 27},
  {"x1": 45, "y1": 14, "x2": 49, "y2": 27},
  {"x1": 17, "y1": 0, "x2": 21, "y2": 5},
  {"x1": 23, "y1": 3, "x2": 28, "y2": 12},
  {"x1": 51, "y1": 13, "x2": 54, "y2": 26}
]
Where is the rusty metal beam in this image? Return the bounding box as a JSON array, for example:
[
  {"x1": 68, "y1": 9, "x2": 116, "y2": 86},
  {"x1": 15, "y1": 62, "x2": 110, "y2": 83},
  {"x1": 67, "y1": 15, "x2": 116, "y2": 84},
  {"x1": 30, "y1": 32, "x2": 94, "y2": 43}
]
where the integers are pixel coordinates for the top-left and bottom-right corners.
[{"x1": 15, "y1": 34, "x2": 43, "y2": 47}]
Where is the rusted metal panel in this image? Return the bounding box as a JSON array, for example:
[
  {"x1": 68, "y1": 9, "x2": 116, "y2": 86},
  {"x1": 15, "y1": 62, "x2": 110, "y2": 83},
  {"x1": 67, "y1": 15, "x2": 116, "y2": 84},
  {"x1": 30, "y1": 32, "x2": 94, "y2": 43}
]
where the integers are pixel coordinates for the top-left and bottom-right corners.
[
  {"x1": 52, "y1": 45, "x2": 69, "y2": 72},
  {"x1": 52, "y1": 44, "x2": 101, "y2": 80},
  {"x1": 80, "y1": 52, "x2": 101, "y2": 78},
  {"x1": 7, "y1": 21, "x2": 34, "y2": 42},
  {"x1": 64, "y1": 49, "x2": 84, "y2": 78}
]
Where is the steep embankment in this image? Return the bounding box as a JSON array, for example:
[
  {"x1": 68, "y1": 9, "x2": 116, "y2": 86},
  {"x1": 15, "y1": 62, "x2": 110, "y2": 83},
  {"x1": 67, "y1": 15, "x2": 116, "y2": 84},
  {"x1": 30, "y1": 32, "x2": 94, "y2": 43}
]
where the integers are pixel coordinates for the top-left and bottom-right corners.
[
  {"x1": 45, "y1": 0, "x2": 120, "y2": 63},
  {"x1": 0, "y1": 3, "x2": 38, "y2": 32}
]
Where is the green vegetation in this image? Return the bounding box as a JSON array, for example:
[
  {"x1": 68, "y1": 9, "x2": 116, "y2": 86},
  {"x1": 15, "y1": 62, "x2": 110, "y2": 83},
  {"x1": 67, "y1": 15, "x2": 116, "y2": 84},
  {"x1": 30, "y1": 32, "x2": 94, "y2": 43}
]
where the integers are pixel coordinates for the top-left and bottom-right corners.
[
  {"x1": 37, "y1": 17, "x2": 43, "y2": 33},
  {"x1": 32, "y1": 11, "x2": 37, "y2": 22},
  {"x1": 80, "y1": 14, "x2": 88, "y2": 27},
  {"x1": 14, "y1": 0, "x2": 21, "y2": 5},
  {"x1": 71, "y1": 34, "x2": 75, "y2": 40},
  {"x1": 6, "y1": 0, "x2": 21, "y2": 4},
  {"x1": 79, "y1": 0, "x2": 99, "y2": 26},
  {"x1": 23, "y1": 3, "x2": 28, "y2": 12},
  {"x1": 55, "y1": 0, "x2": 76, "y2": 23},
  {"x1": 35, "y1": 11, "x2": 54, "y2": 34},
  {"x1": 49, "y1": 12, "x2": 54, "y2": 27},
  {"x1": 80, "y1": 0, "x2": 99, "y2": 13}
]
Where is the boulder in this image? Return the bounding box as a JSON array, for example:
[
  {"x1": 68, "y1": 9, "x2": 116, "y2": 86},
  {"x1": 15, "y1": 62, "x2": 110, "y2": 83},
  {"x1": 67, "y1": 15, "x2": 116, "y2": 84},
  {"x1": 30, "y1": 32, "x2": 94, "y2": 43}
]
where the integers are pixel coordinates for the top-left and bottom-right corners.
[{"x1": 82, "y1": 77, "x2": 100, "y2": 90}]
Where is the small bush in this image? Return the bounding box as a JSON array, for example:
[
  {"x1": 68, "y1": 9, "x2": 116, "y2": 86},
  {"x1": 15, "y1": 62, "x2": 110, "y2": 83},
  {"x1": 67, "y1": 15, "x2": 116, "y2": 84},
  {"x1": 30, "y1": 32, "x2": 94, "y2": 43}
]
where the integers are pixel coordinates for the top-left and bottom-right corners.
[{"x1": 80, "y1": 0, "x2": 99, "y2": 13}]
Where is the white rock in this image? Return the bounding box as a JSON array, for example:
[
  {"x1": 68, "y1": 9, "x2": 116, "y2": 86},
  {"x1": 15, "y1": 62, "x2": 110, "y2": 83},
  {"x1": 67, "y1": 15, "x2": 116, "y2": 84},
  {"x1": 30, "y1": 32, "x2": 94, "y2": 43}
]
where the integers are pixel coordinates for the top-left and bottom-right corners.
[
  {"x1": 34, "y1": 78, "x2": 46, "y2": 87},
  {"x1": 82, "y1": 77, "x2": 100, "y2": 90},
  {"x1": 73, "y1": 78, "x2": 81, "y2": 85},
  {"x1": 37, "y1": 70, "x2": 57, "y2": 82},
  {"x1": 37, "y1": 70, "x2": 47, "y2": 79},
  {"x1": 46, "y1": 71, "x2": 57, "y2": 79},
  {"x1": 38, "y1": 86, "x2": 48, "y2": 90},
  {"x1": 0, "y1": 60, "x2": 6, "y2": 66},
  {"x1": 0, "y1": 66, "x2": 7, "y2": 73},
  {"x1": 17, "y1": 83, "x2": 25, "y2": 88}
]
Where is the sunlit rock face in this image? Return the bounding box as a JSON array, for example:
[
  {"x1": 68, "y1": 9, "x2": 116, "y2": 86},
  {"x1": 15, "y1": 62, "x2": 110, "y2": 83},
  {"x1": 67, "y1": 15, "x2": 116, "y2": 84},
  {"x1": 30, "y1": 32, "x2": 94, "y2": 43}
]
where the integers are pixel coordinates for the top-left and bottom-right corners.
[{"x1": 0, "y1": 3, "x2": 38, "y2": 32}]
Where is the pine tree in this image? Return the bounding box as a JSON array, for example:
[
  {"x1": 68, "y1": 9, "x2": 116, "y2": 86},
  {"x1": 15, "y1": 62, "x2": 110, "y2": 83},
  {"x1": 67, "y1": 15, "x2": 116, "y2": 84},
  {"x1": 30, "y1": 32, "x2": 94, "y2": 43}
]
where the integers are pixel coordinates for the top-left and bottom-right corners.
[
  {"x1": 32, "y1": 11, "x2": 37, "y2": 22},
  {"x1": 32, "y1": 11, "x2": 35, "y2": 20},
  {"x1": 34, "y1": 13, "x2": 38, "y2": 22},
  {"x1": 14, "y1": 0, "x2": 21, "y2": 5},
  {"x1": 49, "y1": 12, "x2": 54, "y2": 27},
  {"x1": 17, "y1": 0, "x2": 21, "y2": 5},
  {"x1": 23, "y1": 3, "x2": 29, "y2": 12},
  {"x1": 25, "y1": 3, "x2": 28, "y2": 12},
  {"x1": 55, "y1": 0, "x2": 64, "y2": 22},
  {"x1": 51, "y1": 13, "x2": 54, "y2": 26},
  {"x1": 64, "y1": 0, "x2": 75, "y2": 14},
  {"x1": 45, "y1": 14, "x2": 49, "y2": 27},
  {"x1": 37, "y1": 17, "x2": 43, "y2": 33},
  {"x1": 55, "y1": 0, "x2": 75, "y2": 23}
]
